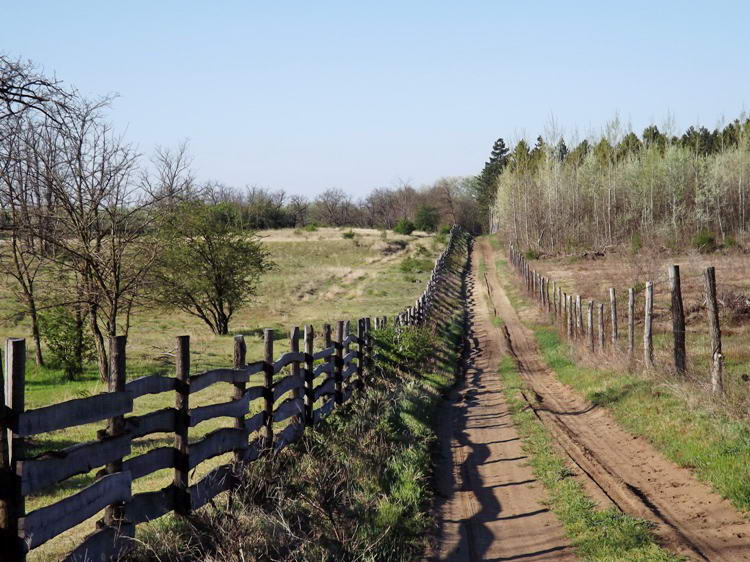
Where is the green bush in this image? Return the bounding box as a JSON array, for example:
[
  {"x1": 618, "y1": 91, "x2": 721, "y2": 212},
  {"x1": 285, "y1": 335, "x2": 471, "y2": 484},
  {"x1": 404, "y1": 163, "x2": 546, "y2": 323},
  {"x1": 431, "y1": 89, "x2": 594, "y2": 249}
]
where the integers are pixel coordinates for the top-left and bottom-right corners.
[
  {"x1": 438, "y1": 225, "x2": 452, "y2": 235},
  {"x1": 693, "y1": 229, "x2": 716, "y2": 252},
  {"x1": 303, "y1": 223, "x2": 319, "y2": 232},
  {"x1": 39, "y1": 306, "x2": 93, "y2": 380},
  {"x1": 393, "y1": 219, "x2": 415, "y2": 235},
  {"x1": 342, "y1": 230, "x2": 356, "y2": 239},
  {"x1": 723, "y1": 236, "x2": 739, "y2": 249},
  {"x1": 400, "y1": 256, "x2": 432, "y2": 275},
  {"x1": 524, "y1": 248, "x2": 541, "y2": 260}
]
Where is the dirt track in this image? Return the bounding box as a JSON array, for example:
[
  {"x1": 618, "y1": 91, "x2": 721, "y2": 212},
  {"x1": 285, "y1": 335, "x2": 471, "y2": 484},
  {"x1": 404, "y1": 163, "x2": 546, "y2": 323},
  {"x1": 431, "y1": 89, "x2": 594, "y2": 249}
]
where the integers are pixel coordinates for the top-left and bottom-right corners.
[
  {"x1": 477, "y1": 238, "x2": 750, "y2": 561},
  {"x1": 428, "y1": 245, "x2": 576, "y2": 561}
]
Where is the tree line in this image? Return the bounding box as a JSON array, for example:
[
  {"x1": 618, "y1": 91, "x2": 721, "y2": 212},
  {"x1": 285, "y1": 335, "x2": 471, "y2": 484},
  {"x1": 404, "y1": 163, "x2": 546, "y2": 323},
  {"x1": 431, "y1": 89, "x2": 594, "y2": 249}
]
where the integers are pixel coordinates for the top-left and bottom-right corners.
[
  {"x1": 0, "y1": 56, "x2": 483, "y2": 382},
  {"x1": 482, "y1": 115, "x2": 750, "y2": 253}
]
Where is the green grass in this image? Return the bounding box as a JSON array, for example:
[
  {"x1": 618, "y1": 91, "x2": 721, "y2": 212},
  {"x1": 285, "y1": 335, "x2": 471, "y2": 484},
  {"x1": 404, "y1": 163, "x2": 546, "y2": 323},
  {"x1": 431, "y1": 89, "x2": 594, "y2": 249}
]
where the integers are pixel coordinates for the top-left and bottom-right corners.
[{"x1": 497, "y1": 355, "x2": 680, "y2": 561}]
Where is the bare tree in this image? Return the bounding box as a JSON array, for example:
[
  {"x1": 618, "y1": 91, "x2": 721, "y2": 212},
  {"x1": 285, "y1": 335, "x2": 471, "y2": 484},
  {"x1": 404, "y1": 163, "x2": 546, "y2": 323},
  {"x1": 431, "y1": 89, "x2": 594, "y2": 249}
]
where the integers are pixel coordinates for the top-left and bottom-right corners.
[{"x1": 0, "y1": 55, "x2": 71, "y2": 121}]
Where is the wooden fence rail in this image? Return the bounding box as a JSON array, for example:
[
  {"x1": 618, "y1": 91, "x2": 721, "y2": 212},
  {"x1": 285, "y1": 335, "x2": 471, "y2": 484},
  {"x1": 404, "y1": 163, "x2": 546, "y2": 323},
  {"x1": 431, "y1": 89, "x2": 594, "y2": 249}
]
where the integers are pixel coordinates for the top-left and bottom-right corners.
[
  {"x1": 0, "y1": 225, "x2": 469, "y2": 562},
  {"x1": 507, "y1": 245, "x2": 726, "y2": 395}
]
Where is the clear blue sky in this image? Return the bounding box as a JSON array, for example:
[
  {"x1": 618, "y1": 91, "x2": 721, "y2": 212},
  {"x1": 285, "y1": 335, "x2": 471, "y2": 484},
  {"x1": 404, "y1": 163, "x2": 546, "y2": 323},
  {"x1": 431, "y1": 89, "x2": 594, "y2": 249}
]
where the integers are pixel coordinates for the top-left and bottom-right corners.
[{"x1": 4, "y1": 1, "x2": 748, "y2": 197}]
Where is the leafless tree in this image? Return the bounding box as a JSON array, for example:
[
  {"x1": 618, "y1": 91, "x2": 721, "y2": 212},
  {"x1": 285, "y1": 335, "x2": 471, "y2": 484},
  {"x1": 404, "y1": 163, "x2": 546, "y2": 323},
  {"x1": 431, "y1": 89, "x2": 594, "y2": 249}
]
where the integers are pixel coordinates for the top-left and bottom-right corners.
[{"x1": 0, "y1": 55, "x2": 71, "y2": 121}]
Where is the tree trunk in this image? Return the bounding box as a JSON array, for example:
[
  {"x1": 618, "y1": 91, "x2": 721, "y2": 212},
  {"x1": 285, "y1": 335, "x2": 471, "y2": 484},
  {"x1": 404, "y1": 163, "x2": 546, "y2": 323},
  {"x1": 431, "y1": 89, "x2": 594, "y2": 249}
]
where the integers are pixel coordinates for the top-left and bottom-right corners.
[{"x1": 89, "y1": 303, "x2": 108, "y2": 382}]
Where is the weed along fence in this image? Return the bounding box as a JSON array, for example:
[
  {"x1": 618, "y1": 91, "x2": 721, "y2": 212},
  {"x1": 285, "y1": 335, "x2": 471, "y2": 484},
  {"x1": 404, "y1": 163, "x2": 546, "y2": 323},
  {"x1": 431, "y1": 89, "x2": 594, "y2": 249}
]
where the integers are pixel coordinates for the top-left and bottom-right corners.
[
  {"x1": 0, "y1": 226, "x2": 467, "y2": 562},
  {"x1": 507, "y1": 245, "x2": 730, "y2": 395}
]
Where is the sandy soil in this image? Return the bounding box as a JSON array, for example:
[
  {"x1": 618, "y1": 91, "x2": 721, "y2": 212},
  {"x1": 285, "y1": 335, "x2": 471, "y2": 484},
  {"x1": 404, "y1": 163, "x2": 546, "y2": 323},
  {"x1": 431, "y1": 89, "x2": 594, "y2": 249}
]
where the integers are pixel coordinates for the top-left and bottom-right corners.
[{"x1": 427, "y1": 246, "x2": 575, "y2": 561}]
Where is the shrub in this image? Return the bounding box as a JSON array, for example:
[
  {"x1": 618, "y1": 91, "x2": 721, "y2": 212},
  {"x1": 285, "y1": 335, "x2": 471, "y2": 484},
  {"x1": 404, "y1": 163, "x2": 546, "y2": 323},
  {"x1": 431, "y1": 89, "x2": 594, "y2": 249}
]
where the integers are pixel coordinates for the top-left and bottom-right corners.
[
  {"x1": 724, "y1": 236, "x2": 739, "y2": 249},
  {"x1": 400, "y1": 256, "x2": 432, "y2": 275},
  {"x1": 693, "y1": 229, "x2": 716, "y2": 252},
  {"x1": 303, "y1": 223, "x2": 319, "y2": 232},
  {"x1": 524, "y1": 248, "x2": 541, "y2": 260},
  {"x1": 438, "y1": 225, "x2": 452, "y2": 235},
  {"x1": 393, "y1": 219, "x2": 415, "y2": 235},
  {"x1": 342, "y1": 230, "x2": 356, "y2": 239},
  {"x1": 39, "y1": 306, "x2": 93, "y2": 380},
  {"x1": 373, "y1": 325, "x2": 435, "y2": 376}
]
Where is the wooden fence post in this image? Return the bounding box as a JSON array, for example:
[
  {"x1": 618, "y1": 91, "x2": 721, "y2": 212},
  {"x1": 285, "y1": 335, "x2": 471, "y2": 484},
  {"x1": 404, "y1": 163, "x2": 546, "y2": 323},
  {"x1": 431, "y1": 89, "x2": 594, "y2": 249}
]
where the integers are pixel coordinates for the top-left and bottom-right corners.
[
  {"x1": 566, "y1": 295, "x2": 573, "y2": 339},
  {"x1": 263, "y1": 329, "x2": 274, "y2": 448},
  {"x1": 598, "y1": 302, "x2": 605, "y2": 351},
  {"x1": 303, "y1": 325, "x2": 314, "y2": 425},
  {"x1": 644, "y1": 281, "x2": 654, "y2": 369},
  {"x1": 576, "y1": 295, "x2": 582, "y2": 340},
  {"x1": 174, "y1": 335, "x2": 191, "y2": 516},
  {"x1": 704, "y1": 267, "x2": 723, "y2": 395},
  {"x1": 104, "y1": 335, "x2": 127, "y2": 526},
  {"x1": 357, "y1": 319, "x2": 365, "y2": 386},
  {"x1": 232, "y1": 334, "x2": 247, "y2": 463},
  {"x1": 628, "y1": 288, "x2": 635, "y2": 359},
  {"x1": 609, "y1": 288, "x2": 618, "y2": 346},
  {"x1": 552, "y1": 281, "x2": 557, "y2": 318},
  {"x1": 335, "y1": 321, "x2": 344, "y2": 405},
  {"x1": 1, "y1": 338, "x2": 25, "y2": 561},
  {"x1": 290, "y1": 327, "x2": 302, "y2": 425},
  {"x1": 669, "y1": 265, "x2": 686, "y2": 374},
  {"x1": 365, "y1": 318, "x2": 373, "y2": 377},
  {"x1": 587, "y1": 301, "x2": 594, "y2": 352}
]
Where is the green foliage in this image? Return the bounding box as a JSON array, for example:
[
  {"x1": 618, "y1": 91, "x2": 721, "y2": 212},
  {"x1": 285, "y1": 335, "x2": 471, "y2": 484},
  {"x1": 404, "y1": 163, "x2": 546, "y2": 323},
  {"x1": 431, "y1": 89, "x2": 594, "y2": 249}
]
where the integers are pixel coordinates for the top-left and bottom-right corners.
[
  {"x1": 39, "y1": 306, "x2": 93, "y2": 381},
  {"x1": 342, "y1": 229, "x2": 356, "y2": 239},
  {"x1": 524, "y1": 248, "x2": 541, "y2": 260},
  {"x1": 439, "y1": 224, "x2": 451, "y2": 235},
  {"x1": 153, "y1": 202, "x2": 274, "y2": 335},
  {"x1": 693, "y1": 229, "x2": 717, "y2": 252},
  {"x1": 414, "y1": 205, "x2": 440, "y2": 232},
  {"x1": 373, "y1": 325, "x2": 436, "y2": 376},
  {"x1": 393, "y1": 219, "x2": 415, "y2": 235},
  {"x1": 399, "y1": 256, "x2": 433, "y2": 275},
  {"x1": 723, "y1": 235, "x2": 739, "y2": 249},
  {"x1": 303, "y1": 222, "x2": 319, "y2": 232},
  {"x1": 630, "y1": 232, "x2": 643, "y2": 253}
]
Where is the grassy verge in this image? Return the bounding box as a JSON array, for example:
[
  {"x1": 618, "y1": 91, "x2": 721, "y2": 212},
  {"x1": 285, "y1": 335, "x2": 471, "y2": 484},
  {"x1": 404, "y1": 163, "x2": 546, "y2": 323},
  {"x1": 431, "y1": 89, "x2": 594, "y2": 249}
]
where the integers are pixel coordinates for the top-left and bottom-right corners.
[
  {"x1": 493, "y1": 251, "x2": 750, "y2": 514},
  {"x1": 497, "y1": 355, "x2": 680, "y2": 561}
]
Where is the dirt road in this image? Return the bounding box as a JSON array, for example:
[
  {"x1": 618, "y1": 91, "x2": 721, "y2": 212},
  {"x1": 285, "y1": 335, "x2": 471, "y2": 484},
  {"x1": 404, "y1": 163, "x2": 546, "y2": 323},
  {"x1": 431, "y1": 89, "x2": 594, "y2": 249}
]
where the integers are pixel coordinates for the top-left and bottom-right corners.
[
  {"x1": 478, "y1": 238, "x2": 750, "y2": 561},
  {"x1": 428, "y1": 247, "x2": 576, "y2": 561}
]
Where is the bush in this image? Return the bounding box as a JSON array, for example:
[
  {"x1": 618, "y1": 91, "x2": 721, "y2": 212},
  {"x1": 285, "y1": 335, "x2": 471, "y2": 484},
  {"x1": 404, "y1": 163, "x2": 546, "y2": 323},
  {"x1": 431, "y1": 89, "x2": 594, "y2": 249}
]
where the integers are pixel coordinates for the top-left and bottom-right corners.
[
  {"x1": 393, "y1": 219, "x2": 415, "y2": 235},
  {"x1": 342, "y1": 230, "x2": 356, "y2": 239},
  {"x1": 693, "y1": 229, "x2": 716, "y2": 252},
  {"x1": 724, "y1": 236, "x2": 739, "y2": 249},
  {"x1": 303, "y1": 223, "x2": 319, "y2": 232},
  {"x1": 39, "y1": 306, "x2": 93, "y2": 380},
  {"x1": 373, "y1": 325, "x2": 435, "y2": 376},
  {"x1": 438, "y1": 225, "x2": 452, "y2": 235},
  {"x1": 524, "y1": 248, "x2": 541, "y2": 260},
  {"x1": 400, "y1": 256, "x2": 432, "y2": 275}
]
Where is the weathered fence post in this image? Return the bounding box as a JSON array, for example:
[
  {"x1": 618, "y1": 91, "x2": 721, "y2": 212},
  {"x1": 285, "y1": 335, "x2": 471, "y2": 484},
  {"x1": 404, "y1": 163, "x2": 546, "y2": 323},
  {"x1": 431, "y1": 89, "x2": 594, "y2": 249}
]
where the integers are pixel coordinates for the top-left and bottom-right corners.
[
  {"x1": 576, "y1": 295, "x2": 583, "y2": 340},
  {"x1": 1, "y1": 338, "x2": 25, "y2": 561},
  {"x1": 303, "y1": 325, "x2": 314, "y2": 425},
  {"x1": 704, "y1": 267, "x2": 724, "y2": 395},
  {"x1": 628, "y1": 288, "x2": 635, "y2": 359},
  {"x1": 644, "y1": 281, "x2": 654, "y2": 368},
  {"x1": 263, "y1": 329, "x2": 274, "y2": 448},
  {"x1": 598, "y1": 302, "x2": 605, "y2": 351},
  {"x1": 232, "y1": 334, "x2": 247, "y2": 463},
  {"x1": 365, "y1": 317, "x2": 373, "y2": 377},
  {"x1": 587, "y1": 301, "x2": 594, "y2": 352},
  {"x1": 609, "y1": 288, "x2": 618, "y2": 346},
  {"x1": 335, "y1": 321, "x2": 344, "y2": 405},
  {"x1": 357, "y1": 318, "x2": 365, "y2": 386},
  {"x1": 669, "y1": 265, "x2": 686, "y2": 374},
  {"x1": 552, "y1": 281, "x2": 557, "y2": 318},
  {"x1": 174, "y1": 335, "x2": 191, "y2": 516},
  {"x1": 290, "y1": 327, "x2": 303, "y2": 425},
  {"x1": 104, "y1": 335, "x2": 127, "y2": 526}
]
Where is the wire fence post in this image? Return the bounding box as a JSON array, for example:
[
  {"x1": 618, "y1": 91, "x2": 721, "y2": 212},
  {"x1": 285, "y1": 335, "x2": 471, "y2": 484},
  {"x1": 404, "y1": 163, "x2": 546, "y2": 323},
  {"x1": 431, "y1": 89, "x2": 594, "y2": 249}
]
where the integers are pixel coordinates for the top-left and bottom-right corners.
[
  {"x1": 704, "y1": 267, "x2": 723, "y2": 395},
  {"x1": 669, "y1": 265, "x2": 686, "y2": 374}
]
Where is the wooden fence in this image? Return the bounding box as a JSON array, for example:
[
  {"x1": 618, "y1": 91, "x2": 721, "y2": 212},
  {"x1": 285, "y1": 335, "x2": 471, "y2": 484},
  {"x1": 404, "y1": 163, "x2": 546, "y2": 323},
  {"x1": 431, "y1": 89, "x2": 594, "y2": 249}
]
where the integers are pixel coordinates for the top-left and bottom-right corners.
[
  {"x1": 508, "y1": 245, "x2": 728, "y2": 394},
  {"x1": 0, "y1": 225, "x2": 466, "y2": 562}
]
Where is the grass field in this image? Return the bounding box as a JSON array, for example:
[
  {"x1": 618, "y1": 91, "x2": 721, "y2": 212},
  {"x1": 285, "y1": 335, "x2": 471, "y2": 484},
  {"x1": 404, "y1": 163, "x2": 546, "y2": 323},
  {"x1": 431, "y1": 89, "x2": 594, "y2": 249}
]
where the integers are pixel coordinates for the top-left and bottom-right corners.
[{"x1": 10, "y1": 226, "x2": 442, "y2": 561}]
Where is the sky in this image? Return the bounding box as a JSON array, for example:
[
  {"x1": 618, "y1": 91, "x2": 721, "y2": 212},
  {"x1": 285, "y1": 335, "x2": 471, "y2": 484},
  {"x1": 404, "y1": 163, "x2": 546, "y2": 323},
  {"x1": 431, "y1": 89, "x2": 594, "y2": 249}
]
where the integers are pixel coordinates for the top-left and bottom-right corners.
[{"x1": 3, "y1": 1, "x2": 748, "y2": 198}]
